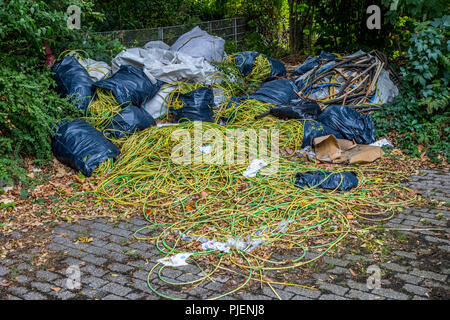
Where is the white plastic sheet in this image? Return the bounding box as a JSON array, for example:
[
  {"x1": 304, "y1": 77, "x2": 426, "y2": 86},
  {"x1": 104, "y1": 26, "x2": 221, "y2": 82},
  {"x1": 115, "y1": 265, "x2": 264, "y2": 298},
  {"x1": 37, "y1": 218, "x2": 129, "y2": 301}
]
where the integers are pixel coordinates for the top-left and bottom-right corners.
[
  {"x1": 170, "y1": 26, "x2": 225, "y2": 62},
  {"x1": 111, "y1": 47, "x2": 217, "y2": 84}
]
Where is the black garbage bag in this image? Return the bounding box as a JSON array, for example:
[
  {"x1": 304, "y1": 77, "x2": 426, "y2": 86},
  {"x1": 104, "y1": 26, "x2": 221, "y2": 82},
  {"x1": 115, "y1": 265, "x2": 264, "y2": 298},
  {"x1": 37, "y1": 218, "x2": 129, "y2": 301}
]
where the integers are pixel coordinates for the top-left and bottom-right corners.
[
  {"x1": 267, "y1": 57, "x2": 287, "y2": 78},
  {"x1": 319, "y1": 50, "x2": 337, "y2": 61},
  {"x1": 295, "y1": 171, "x2": 359, "y2": 191},
  {"x1": 302, "y1": 120, "x2": 344, "y2": 147},
  {"x1": 51, "y1": 56, "x2": 94, "y2": 111},
  {"x1": 234, "y1": 51, "x2": 286, "y2": 79},
  {"x1": 105, "y1": 105, "x2": 156, "y2": 138},
  {"x1": 94, "y1": 65, "x2": 162, "y2": 107},
  {"x1": 256, "y1": 99, "x2": 322, "y2": 120},
  {"x1": 234, "y1": 51, "x2": 260, "y2": 76},
  {"x1": 51, "y1": 119, "x2": 120, "y2": 177},
  {"x1": 291, "y1": 56, "x2": 321, "y2": 77},
  {"x1": 250, "y1": 79, "x2": 298, "y2": 105},
  {"x1": 173, "y1": 87, "x2": 215, "y2": 123},
  {"x1": 291, "y1": 51, "x2": 336, "y2": 77},
  {"x1": 317, "y1": 105, "x2": 376, "y2": 144}
]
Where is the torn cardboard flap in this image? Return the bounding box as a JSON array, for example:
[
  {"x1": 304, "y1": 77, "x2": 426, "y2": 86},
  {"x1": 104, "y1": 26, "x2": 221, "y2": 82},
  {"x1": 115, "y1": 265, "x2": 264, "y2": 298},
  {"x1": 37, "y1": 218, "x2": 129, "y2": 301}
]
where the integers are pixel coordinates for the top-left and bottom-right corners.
[{"x1": 314, "y1": 135, "x2": 384, "y2": 164}]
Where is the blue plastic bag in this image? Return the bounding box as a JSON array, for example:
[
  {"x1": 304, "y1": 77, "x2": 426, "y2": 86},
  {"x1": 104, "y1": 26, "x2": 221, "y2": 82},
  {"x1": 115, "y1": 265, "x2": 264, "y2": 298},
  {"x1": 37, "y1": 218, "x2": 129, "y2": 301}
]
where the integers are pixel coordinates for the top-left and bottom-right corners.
[
  {"x1": 94, "y1": 65, "x2": 162, "y2": 107},
  {"x1": 317, "y1": 105, "x2": 376, "y2": 144},
  {"x1": 51, "y1": 56, "x2": 94, "y2": 111},
  {"x1": 295, "y1": 171, "x2": 358, "y2": 191},
  {"x1": 173, "y1": 87, "x2": 215, "y2": 123},
  {"x1": 105, "y1": 105, "x2": 156, "y2": 138},
  {"x1": 51, "y1": 119, "x2": 120, "y2": 177}
]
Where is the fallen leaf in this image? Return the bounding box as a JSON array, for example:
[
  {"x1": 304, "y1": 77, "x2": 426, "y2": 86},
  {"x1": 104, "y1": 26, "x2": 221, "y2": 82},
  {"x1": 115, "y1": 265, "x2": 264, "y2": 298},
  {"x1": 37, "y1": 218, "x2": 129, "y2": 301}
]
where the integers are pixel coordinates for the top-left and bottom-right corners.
[
  {"x1": 349, "y1": 268, "x2": 357, "y2": 277},
  {"x1": 52, "y1": 287, "x2": 61, "y2": 292}
]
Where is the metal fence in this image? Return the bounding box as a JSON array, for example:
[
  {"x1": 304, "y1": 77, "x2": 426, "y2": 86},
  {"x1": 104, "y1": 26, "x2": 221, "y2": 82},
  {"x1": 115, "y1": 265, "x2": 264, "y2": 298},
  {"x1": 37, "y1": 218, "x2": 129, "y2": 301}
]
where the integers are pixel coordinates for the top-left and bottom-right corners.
[{"x1": 90, "y1": 17, "x2": 246, "y2": 48}]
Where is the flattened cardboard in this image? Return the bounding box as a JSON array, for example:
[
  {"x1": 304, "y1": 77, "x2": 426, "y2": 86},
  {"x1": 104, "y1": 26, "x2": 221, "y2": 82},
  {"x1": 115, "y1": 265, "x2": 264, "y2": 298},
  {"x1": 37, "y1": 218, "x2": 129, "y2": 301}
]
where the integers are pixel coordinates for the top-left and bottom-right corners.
[{"x1": 314, "y1": 135, "x2": 384, "y2": 164}]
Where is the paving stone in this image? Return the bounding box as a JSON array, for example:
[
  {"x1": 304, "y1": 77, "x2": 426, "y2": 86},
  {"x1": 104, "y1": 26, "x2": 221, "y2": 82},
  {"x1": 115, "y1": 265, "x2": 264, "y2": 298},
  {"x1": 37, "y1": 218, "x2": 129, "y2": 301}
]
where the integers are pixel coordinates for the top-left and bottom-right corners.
[
  {"x1": 23, "y1": 292, "x2": 47, "y2": 300},
  {"x1": 108, "y1": 263, "x2": 133, "y2": 273},
  {"x1": 319, "y1": 294, "x2": 348, "y2": 300},
  {"x1": 0, "y1": 265, "x2": 9, "y2": 276},
  {"x1": 102, "y1": 294, "x2": 127, "y2": 300},
  {"x1": 126, "y1": 292, "x2": 144, "y2": 300},
  {"x1": 393, "y1": 250, "x2": 417, "y2": 259},
  {"x1": 35, "y1": 270, "x2": 58, "y2": 282},
  {"x1": 31, "y1": 281, "x2": 53, "y2": 293},
  {"x1": 284, "y1": 286, "x2": 321, "y2": 298},
  {"x1": 49, "y1": 289, "x2": 76, "y2": 300},
  {"x1": 83, "y1": 276, "x2": 108, "y2": 289},
  {"x1": 346, "y1": 280, "x2": 370, "y2": 292},
  {"x1": 319, "y1": 282, "x2": 349, "y2": 296},
  {"x1": 395, "y1": 273, "x2": 423, "y2": 285},
  {"x1": 371, "y1": 288, "x2": 409, "y2": 300},
  {"x1": 240, "y1": 292, "x2": 271, "y2": 300},
  {"x1": 403, "y1": 284, "x2": 431, "y2": 297},
  {"x1": 382, "y1": 262, "x2": 408, "y2": 273},
  {"x1": 81, "y1": 264, "x2": 108, "y2": 277},
  {"x1": 82, "y1": 254, "x2": 107, "y2": 266},
  {"x1": 16, "y1": 275, "x2": 30, "y2": 284},
  {"x1": 410, "y1": 269, "x2": 447, "y2": 282},
  {"x1": 8, "y1": 286, "x2": 28, "y2": 296},
  {"x1": 323, "y1": 257, "x2": 349, "y2": 267},
  {"x1": 346, "y1": 289, "x2": 383, "y2": 300},
  {"x1": 262, "y1": 285, "x2": 293, "y2": 300},
  {"x1": 101, "y1": 282, "x2": 133, "y2": 296}
]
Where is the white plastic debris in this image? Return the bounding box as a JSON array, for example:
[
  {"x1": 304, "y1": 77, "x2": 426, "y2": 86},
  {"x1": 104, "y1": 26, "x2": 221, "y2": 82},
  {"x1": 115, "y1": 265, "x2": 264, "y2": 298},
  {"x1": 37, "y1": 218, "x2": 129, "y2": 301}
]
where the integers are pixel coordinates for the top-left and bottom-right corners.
[
  {"x1": 243, "y1": 159, "x2": 268, "y2": 178},
  {"x1": 3, "y1": 186, "x2": 13, "y2": 193},
  {"x1": 170, "y1": 26, "x2": 225, "y2": 62},
  {"x1": 370, "y1": 138, "x2": 394, "y2": 148},
  {"x1": 32, "y1": 168, "x2": 42, "y2": 173},
  {"x1": 143, "y1": 84, "x2": 178, "y2": 119},
  {"x1": 199, "y1": 145, "x2": 213, "y2": 155},
  {"x1": 202, "y1": 241, "x2": 230, "y2": 253},
  {"x1": 111, "y1": 47, "x2": 217, "y2": 85},
  {"x1": 157, "y1": 253, "x2": 193, "y2": 267}
]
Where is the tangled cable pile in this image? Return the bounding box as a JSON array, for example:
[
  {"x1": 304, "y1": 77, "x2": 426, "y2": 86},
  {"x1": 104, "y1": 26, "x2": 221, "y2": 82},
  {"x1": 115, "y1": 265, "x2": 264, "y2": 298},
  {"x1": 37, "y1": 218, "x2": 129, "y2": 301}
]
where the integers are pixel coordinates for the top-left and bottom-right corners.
[
  {"x1": 297, "y1": 51, "x2": 386, "y2": 112},
  {"x1": 58, "y1": 50, "x2": 416, "y2": 299},
  {"x1": 89, "y1": 119, "x2": 417, "y2": 299}
]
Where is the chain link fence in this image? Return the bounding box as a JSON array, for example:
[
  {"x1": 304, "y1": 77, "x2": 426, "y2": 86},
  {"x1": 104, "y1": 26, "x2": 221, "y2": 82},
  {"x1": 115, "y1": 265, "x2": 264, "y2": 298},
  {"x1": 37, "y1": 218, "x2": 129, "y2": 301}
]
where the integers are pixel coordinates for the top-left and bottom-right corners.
[{"x1": 89, "y1": 17, "x2": 246, "y2": 48}]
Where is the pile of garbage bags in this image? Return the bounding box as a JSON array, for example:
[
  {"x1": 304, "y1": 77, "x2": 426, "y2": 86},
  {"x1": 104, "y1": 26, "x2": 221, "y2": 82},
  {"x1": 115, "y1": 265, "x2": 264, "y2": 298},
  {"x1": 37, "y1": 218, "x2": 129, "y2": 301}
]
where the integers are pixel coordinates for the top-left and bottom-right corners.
[{"x1": 50, "y1": 26, "x2": 399, "y2": 189}]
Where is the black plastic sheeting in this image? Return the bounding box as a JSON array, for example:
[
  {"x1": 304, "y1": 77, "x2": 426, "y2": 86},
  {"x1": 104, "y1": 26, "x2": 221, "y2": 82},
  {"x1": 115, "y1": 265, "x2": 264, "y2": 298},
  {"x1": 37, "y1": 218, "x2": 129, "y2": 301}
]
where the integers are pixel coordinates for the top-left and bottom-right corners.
[
  {"x1": 267, "y1": 57, "x2": 287, "y2": 78},
  {"x1": 51, "y1": 119, "x2": 120, "y2": 177},
  {"x1": 105, "y1": 105, "x2": 156, "y2": 138},
  {"x1": 94, "y1": 65, "x2": 162, "y2": 107},
  {"x1": 270, "y1": 99, "x2": 322, "y2": 120},
  {"x1": 173, "y1": 87, "x2": 215, "y2": 123},
  {"x1": 51, "y1": 56, "x2": 94, "y2": 111},
  {"x1": 295, "y1": 171, "x2": 359, "y2": 191},
  {"x1": 250, "y1": 79, "x2": 298, "y2": 105},
  {"x1": 234, "y1": 51, "x2": 260, "y2": 76},
  {"x1": 317, "y1": 105, "x2": 376, "y2": 144},
  {"x1": 302, "y1": 120, "x2": 344, "y2": 147},
  {"x1": 234, "y1": 51, "x2": 286, "y2": 79},
  {"x1": 291, "y1": 51, "x2": 336, "y2": 77}
]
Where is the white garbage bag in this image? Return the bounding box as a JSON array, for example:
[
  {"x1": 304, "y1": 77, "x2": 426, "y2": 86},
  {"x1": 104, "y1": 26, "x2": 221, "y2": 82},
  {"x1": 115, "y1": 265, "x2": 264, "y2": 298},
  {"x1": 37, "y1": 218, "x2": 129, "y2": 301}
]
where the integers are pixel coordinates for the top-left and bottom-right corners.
[
  {"x1": 143, "y1": 84, "x2": 178, "y2": 119},
  {"x1": 111, "y1": 47, "x2": 217, "y2": 84},
  {"x1": 170, "y1": 26, "x2": 225, "y2": 62}
]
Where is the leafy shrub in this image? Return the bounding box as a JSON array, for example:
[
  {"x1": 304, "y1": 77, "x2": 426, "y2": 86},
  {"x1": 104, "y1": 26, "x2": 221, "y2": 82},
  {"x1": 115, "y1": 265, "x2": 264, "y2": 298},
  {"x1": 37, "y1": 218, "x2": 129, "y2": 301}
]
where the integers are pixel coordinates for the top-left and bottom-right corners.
[
  {"x1": 374, "y1": 16, "x2": 449, "y2": 163},
  {"x1": 0, "y1": 0, "x2": 124, "y2": 185}
]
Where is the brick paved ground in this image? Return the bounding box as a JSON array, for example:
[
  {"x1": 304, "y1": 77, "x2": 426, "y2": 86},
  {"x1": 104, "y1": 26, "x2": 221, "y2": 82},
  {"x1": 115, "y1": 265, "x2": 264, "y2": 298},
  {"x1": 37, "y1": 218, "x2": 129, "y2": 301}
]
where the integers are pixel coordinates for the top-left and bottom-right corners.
[{"x1": 1, "y1": 168, "x2": 448, "y2": 300}]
